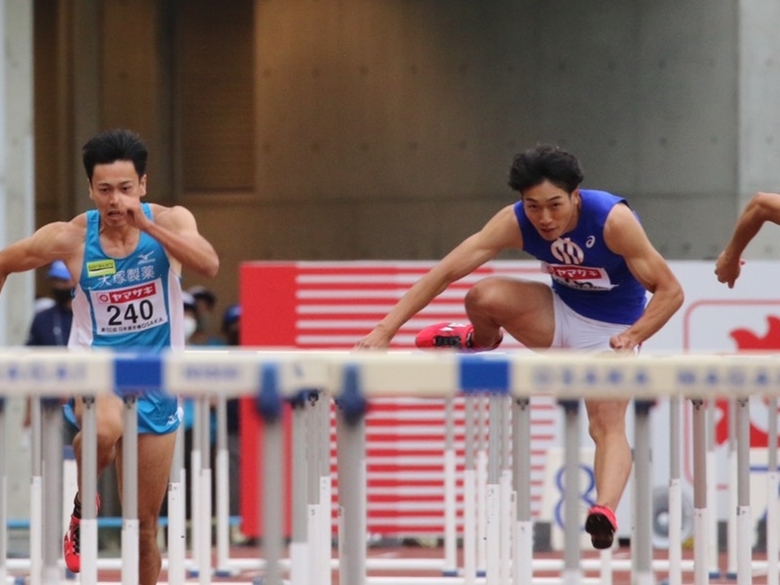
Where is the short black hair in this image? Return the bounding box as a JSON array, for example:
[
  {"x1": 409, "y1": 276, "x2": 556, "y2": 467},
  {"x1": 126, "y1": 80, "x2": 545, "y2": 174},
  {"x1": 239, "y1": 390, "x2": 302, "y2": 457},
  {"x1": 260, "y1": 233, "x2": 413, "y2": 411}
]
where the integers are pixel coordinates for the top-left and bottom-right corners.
[
  {"x1": 82, "y1": 128, "x2": 148, "y2": 182},
  {"x1": 508, "y1": 144, "x2": 584, "y2": 194}
]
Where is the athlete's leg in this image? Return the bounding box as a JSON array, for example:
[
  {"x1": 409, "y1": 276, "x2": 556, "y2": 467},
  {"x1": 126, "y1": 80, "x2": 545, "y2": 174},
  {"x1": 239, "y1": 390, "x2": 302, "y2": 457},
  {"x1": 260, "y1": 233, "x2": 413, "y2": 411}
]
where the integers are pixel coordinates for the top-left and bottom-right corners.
[
  {"x1": 465, "y1": 277, "x2": 555, "y2": 349},
  {"x1": 116, "y1": 430, "x2": 177, "y2": 585},
  {"x1": 71, "y1": 394, "x2": 125, "y2": 495},
  {"x1": 64, "y1": 394, "x2": 124, "y2": 572},
  {"x1": 584, "y1": 397, "x2": 631, "y2": 511}
]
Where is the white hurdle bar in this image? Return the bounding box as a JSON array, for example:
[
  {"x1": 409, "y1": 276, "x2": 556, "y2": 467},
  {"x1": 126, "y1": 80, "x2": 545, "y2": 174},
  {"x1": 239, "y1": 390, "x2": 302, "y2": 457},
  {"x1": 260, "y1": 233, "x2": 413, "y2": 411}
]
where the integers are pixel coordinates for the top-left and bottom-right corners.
[{"x1": 1, "y1": 349, "x2": 779, "y2": 584}]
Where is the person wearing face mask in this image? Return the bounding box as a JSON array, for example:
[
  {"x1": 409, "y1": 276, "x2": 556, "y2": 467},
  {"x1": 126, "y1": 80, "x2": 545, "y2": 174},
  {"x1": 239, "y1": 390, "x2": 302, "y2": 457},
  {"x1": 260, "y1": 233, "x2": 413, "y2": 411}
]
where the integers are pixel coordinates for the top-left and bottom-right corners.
[
  {"x1": 177, "y1": 291, "x2": 219, "y2": 524},
  {"x1": 26, "y1": 260, "x2": 75, "y2": 347},
  {"x1": 23, "y1": 260, "x2": 76, "y2": 428},
  {"x1": 220, "y1": 304, "x2": 251, "y2": 544},
  {"x1": 187, "y1": 285, "x2": 224, "y2": 346},
  {"x1": 182, "y1": 291, "x2": 198, "y2": 343}
]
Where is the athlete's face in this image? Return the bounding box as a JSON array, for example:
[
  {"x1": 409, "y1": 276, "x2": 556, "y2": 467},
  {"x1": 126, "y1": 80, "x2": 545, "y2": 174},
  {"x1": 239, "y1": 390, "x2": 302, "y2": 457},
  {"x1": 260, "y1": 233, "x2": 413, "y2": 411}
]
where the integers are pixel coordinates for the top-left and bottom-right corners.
[
  {"x1": 521, "y1": 181, "x2": 580, "y2": 241},
  {"x1": 88, "y1": 160, "x2": 147, "y2": 225}
]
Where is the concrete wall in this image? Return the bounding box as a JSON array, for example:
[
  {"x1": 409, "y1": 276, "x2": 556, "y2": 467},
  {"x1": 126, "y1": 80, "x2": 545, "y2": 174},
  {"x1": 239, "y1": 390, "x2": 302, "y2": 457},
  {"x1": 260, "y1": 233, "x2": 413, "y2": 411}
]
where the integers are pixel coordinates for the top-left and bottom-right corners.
[
  {"x1": 26, "y1": 0, "x2": 779, "y2": 307},
  {"x1": 245, "y1": 0, "x2": 741, "y2": 268},
  {"x1": 738, "y1": 0, "x2": 780, "y2": 257}
]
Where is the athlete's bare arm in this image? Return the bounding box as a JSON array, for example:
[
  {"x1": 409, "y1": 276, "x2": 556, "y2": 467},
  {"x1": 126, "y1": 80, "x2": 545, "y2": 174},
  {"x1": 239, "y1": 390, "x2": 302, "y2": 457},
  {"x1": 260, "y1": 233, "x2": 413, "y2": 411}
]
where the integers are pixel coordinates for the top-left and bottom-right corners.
[
  {"x1": 0, "y1": 219, "x2": 86, "y2": 294},
  {"x1": 603, "y1": 203, "x2": 683, "y2": 350},
  {"x1": 356, "y1": 205, "x2": 524, "y2": 349},
  {"x1": 129, "y1": 200, "x2": 219, "y2": 278},
  {"x1": 715, "y1": 191, "x2": 780, "y2": 288}
]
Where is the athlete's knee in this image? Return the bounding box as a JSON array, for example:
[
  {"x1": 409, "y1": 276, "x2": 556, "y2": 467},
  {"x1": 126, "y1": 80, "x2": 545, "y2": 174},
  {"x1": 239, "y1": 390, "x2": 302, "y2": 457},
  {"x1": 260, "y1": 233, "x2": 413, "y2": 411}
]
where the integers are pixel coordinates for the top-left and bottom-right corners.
[
  {"x1": 139, "y1": 522, "x2": 160, "y2": 554},
  {"x1": 465, "y1": 278, "x2": 504, "y2": 314},
  {"x1": 588, "y1": 412, "x2": 627, "y2": 444},
  {"x1": 95, "y1": 424, "x2": 121, "y2": 456}
]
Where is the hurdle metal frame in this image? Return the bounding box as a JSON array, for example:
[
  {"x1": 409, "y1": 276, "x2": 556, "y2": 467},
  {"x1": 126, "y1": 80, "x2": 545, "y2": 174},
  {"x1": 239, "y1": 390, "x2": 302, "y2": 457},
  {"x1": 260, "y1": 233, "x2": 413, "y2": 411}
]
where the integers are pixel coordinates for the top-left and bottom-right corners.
[{"x1": 0, "y1": 348, "x2": 778, "y2": 585}]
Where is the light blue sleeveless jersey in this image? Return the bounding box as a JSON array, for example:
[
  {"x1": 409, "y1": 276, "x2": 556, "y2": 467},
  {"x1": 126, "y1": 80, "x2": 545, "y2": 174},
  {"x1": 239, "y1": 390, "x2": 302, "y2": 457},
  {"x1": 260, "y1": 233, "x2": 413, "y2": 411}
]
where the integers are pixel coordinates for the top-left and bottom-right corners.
[
  {"x1": 514, "y1": 189, "x2": 647, "y2": 325},
  {"x1": 67, "y1": 203, "x2": 183, "y2": 434}
]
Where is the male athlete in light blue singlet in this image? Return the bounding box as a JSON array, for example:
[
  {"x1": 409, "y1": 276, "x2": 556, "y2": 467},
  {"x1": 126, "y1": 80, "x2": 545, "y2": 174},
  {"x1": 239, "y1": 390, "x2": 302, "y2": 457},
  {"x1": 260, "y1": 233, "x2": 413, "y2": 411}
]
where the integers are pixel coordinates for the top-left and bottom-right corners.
[
  {"x1": 0, "y1": 129, "x2": 219, "y2": 585},
  {"x1": 65, "y1": 202, "x2": 184, "y2": 434},
  {"x1": 356, "y1": 145, "x2": 684, "y2": 550}
]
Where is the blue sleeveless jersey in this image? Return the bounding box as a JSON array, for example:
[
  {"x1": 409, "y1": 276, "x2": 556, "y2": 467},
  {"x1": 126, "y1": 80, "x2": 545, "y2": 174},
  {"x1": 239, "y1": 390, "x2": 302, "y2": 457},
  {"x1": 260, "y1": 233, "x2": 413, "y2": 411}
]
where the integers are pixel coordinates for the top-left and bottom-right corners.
[
  {"x1": 68, "y1": 203, "x2": 183, "y2": 434},
  {"x1": 513, "y1": 189, "x2": 647, "y2": 324}
]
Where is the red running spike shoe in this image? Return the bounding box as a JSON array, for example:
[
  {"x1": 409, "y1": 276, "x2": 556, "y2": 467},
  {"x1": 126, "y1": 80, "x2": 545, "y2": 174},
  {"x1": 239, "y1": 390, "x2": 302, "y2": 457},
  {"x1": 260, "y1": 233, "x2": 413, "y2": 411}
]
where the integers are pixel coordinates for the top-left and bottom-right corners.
[
  {"x1": 585, "y1": 504, "x2": 617, "y2": 549},
  {"x1": 63, "y1": 493, "x2": 101, "y2": 573},
  {"x1": 415, "y1": 322, "x2": 503, "y2": 352}
]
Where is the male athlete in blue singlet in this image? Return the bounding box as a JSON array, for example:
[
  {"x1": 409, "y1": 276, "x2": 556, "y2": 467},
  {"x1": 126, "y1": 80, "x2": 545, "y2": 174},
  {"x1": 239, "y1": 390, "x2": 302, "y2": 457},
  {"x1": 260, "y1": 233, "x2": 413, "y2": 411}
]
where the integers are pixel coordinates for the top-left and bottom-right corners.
[
  {"x1": 356, "y1": 145, "x2": 684, "y2": 550},
  {"x1": 0, "y1": 129, "x2": 219, "y2": 584}
]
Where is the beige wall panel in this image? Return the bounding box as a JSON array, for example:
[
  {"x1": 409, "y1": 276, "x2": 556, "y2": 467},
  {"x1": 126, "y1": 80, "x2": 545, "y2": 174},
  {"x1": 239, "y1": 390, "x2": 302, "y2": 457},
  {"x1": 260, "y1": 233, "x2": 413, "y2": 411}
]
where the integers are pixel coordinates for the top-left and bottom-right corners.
[
  {"x1": 183, "y1": 196, "x2": 361, "y2": 310},
  {"x1": 254, "y1": 0, "x2": 534, "y2": 202},
  {"x1": 100, "y1": 0, "x2": 170, "y2": 197},
  {"x1": 33, "y1": 0, "x2": 63, "y2": 215},
  {"x1": 179, "y1": 0, "x2": 254, "y2": 192},
  {"x1": 352, "y1": 195, "x2": 514, "y2": 260},
  {"x1": 33, "y1": 0, "x2": 753, "y2": 306},
  {"x1": 185, "y1": 190, "x2": 525, "y2": 304}
]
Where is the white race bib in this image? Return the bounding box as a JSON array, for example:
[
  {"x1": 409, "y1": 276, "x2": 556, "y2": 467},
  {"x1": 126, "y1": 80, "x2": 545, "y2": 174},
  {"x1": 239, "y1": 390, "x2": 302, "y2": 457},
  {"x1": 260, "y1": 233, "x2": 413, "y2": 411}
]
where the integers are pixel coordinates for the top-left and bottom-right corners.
[{"x1": 90, "y1": 278, "x2": 168, "y2": 335}]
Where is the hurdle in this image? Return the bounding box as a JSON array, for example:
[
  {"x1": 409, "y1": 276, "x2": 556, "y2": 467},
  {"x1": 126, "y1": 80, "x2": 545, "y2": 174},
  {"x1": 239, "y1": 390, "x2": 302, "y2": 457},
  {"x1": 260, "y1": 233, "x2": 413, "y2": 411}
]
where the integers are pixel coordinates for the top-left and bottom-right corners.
[
  {"x1": 271, "y1": 350, "x2": 778, "y2": 585},
  {"x1": 2, "y1": 348, "x2": 779, "y2": 584}
]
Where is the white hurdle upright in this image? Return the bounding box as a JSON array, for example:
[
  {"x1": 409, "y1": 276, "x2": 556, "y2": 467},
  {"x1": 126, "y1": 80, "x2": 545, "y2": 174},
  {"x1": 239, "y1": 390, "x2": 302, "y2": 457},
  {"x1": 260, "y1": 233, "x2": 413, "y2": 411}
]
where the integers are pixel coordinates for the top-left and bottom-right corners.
[
  {"x1": 768, "y1": 396, "x2": 779, "y2": 585},
  {"x1": 735, "y1": 397, "x2": 752, "y2": 585},
  {"x1": 443, "y1": 396, "x2": 458, "y2": 577},
  {"x1": 167, "y1": 419, "x2": 187, "y2": 584},
  {"x1": 706, "y1": 400, "x2": 720, "y2": 580},
  {"x1": 666, "y1": 395, "x2": 683, "y2": 585},
  {"x1": 0, "y1": 398, "x2": 7, "y2": 585},
  {"x1": 28, "y1": 397, "x2": 42, "y2": 585},
  {"x1": 289, "y1": 390, "x2": 311, "y2": 585},
  {"x1": 463, "y1": 397, "x2": 477, "y2": 585},
  {"x1": 80, "y1": 396, "x2": 99, "y2": 584},
  {"x1": 41, "y1": 396, "x2": 64, "y2": 585},
  {"x1": 512, "y1": 397, "x2": 532, "y2": 585},
  {"x1": 214, "y1": 395, "x2": 235, "y2": 577},
  {"x1": 728, "y1": 398, "x2": 739, "y2": 580}
]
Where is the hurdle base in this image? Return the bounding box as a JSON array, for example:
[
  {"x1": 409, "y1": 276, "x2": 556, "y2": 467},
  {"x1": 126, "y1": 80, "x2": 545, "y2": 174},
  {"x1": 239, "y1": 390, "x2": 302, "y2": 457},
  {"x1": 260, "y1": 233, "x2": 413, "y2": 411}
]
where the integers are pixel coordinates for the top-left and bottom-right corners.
[{"x1": 215, "y1": 566, "x2": 241, "y2": 578}]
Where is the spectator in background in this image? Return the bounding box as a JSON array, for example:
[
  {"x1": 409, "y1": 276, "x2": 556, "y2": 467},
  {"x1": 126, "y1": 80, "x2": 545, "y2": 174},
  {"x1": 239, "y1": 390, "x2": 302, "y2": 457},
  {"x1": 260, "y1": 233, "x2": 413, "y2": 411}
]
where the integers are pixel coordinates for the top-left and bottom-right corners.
[
  {"x1": 160, "y1": 291, "x2": 209, "y2": 523},
  {"x1": 33, "y1": 296, "x2": 56, "y2": 313},
  {"x1": 187, "y1": 285, "x2": 223, "y2": 345},
  {"x1": 221, "y1": 304, "x2": 248, "y2": 544},
  {"x1": 24, "y1": 260, "x2": 76, "y2": 427},
  {"x1": 182, "y1": 291, "x2": 198, "y2": 344},
  {"x1": 184, "y1": 290, "x2": 219, "y2": 523},
  {"x1": 26, "y1": 260, "x2": 74, "y2": 347}
]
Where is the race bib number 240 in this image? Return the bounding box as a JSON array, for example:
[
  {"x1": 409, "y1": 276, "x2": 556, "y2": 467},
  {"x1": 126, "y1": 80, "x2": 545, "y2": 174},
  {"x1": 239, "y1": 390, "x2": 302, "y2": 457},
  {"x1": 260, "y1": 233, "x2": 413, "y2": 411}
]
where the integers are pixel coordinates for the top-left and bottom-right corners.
[{"x1": 90, "y1": 279, "x2": 168, "y2": 335}]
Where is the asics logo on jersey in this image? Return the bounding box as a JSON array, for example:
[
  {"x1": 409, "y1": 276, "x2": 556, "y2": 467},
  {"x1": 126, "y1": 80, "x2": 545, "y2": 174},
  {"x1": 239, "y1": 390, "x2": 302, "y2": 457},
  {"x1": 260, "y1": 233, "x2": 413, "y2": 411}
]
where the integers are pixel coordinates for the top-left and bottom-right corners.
[
  {"x1": 586, "y1": 235, "x2": 596, "y2": 248},
  {"x1": 551, "y1": 238, "x2": 584, "y2": 265}
]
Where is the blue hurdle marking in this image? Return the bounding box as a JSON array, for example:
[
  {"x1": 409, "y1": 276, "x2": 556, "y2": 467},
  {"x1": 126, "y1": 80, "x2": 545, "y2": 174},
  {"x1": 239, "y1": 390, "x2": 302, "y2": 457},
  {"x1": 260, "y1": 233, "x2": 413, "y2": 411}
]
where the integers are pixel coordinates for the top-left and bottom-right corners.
[
  {"x1": 256, "y1": 361, "x2": 282, "y2": 421},
  {"x1": 458, "y1": 354, "x2": 510, "y2": 394},
  {"x1": 113, "y1": 352, "x2": 163, "y2": 395},
  {"x1": 6, "y1": 515, "x2": 243, "y2": 530}
]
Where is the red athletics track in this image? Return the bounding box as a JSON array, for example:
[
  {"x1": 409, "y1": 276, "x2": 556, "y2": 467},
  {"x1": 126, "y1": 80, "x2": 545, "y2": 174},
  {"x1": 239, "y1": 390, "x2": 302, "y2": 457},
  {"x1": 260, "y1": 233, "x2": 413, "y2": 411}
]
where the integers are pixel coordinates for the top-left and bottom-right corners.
[{"x1": 85, "y1": 544, "x2": 774, "y2": 584}]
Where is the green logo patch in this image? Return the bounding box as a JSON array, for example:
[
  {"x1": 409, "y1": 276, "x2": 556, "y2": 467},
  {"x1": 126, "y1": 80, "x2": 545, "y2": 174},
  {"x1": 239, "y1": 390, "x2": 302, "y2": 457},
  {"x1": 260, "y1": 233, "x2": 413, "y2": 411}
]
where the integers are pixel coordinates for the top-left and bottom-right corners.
[{"x1": 86, "y1": 259, "x2": 116, "y2": 277}]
